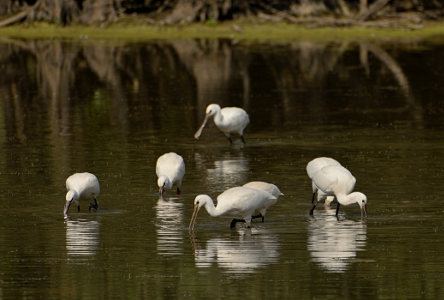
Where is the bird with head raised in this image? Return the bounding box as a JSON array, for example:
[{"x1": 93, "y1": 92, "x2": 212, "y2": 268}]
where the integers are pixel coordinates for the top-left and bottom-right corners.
[
  {"x1": 194, "y1": 103, "x2": 250, "y2": 144},
  {"x1": 306, "y1": 157, "x2": 342, "y2": 206},
  {"x1": 242, "y1": 181, "x2": 283, "y2": 222},
  {"x1": 310, "y1": 165, "x2": 367, "y2": 217},
  {"x1": 156, "y1": 152, "x2": 185, "y2": 196},
  {"x1": 64, "y1": 172, "x2": 100, "y2": 219},
  {"x1": 189, "y1": 186, "x2": 276, "y2": 230}
]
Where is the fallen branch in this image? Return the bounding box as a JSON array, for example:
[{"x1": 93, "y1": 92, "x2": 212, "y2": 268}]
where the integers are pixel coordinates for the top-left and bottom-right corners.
[
  {"x1": 0, "y1": 0, "x2": 41, "y2": 28},
  {"x1": 356, "y1": 0, "x2": 390, "y2": 21}
]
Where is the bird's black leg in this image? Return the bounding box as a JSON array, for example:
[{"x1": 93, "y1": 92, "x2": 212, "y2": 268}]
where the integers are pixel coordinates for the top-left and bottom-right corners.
[
  {"x1": 311, "y1": 192, "x2": 316, "y2": 204},
  {"x1": 176, "y1": 187, "x2": 181, "y2": 195},
  {"x1": 230, "y1": 218, "x2": 246, "y2": 229},
  {"x1": 77, "y1": 205, "x2": 80, "y2": 212},
  {"x1": 228, "y1": 136, "x2": 233, "y2": 144},
  {"x1": 309, "y1": 202, "x2": 317, "y2": 216},
  {"x1": 335, "y1": 202, "x2": 341, "y2": 217},
  {"x1": 89, "y1": 199, "x2": 98, "y2": 212},
  {"x1": 251, "y1": 213, "x2": 264, "y2": 223},
  {"x1": 241, "y1": 135, "x2": 246, "y2": 144}
]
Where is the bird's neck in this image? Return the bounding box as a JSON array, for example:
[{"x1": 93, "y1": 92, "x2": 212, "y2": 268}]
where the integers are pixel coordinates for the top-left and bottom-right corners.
[
  {"x1": 203, "y1": 199, "x2": 222, "y2": 217},
  {"x1": 213, "y1": 110, "x2": 223, "y2": 124},
  {"x1": 336, "y1": 193, "x2": 356, "y2": 206}
]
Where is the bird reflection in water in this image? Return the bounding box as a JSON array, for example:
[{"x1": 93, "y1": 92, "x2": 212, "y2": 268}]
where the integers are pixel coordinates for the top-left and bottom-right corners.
[
  {"x1": 155, "y1": 197, "x2": 184, "y2": 256},
  {"x1": 191, "y1": 229, "x2": 279, "y2": 275},
  {"x1": 66, "y1": 219, "x2": 100, "y2": 260},
  {"x1": 307, "y1": 211, "x2": 367, "y2": 273},
  {"x1": 194, "y1": 152, "x2": 249, "y2": 188}
]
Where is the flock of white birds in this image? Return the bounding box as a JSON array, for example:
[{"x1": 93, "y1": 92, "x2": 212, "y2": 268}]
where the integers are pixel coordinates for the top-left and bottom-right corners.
[{"x1": 63, "y1": 103, "x2": 368, "y2": 227}]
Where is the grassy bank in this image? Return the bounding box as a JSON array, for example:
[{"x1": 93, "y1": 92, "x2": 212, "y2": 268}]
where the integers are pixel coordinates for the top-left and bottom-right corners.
[{"x1": 1, "y1": 20, "x2": 444, "y2": 42}]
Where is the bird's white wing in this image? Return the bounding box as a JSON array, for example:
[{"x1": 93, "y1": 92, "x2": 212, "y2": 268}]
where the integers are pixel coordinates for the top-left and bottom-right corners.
[
  {"x1": 306, "y1": 157, "x2": 341, "y2": 179},
  {"x1": 313, "y1": 166, "x2": 356, "y2": 195},
  {"x1": 216, "y1": 187, "x2": 273, "y2": 215},
  {"x1": 156, "y1": 153, "x2": 184, "y2": 179},
  {"x1": 222, "y1": 108, "x2": 249, "y2": 126},
  {"x1": 66, "y1": 172, "x2": 100, "y2": 195},
  {"x1": 243, "y1": 181, "x2": 282, "y2": 198}
]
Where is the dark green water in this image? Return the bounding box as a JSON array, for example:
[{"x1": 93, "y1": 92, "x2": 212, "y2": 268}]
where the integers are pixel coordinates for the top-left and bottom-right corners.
[{"x1": 0, "y1": 38, "x2": 444, "y2": 299}]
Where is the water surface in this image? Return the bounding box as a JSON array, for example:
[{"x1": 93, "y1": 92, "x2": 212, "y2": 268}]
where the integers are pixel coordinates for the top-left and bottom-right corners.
[{"x1": 0, "y1": 38, "x2": 443, "y2": 299}]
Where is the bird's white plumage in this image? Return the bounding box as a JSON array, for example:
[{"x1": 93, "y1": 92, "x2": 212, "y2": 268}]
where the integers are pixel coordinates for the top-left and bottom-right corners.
[
  {"x1": 194, "y1": 104, "x2": 249, "y2": 143},
  {"x1": 156, "y1": 152, "x2": 185, "y2": 194},
  {"x1": 64, "y1": 172, "x2": 100, "y2": 219},
  {"x1": 242, "y1": 181, "x2": 283, "y2": 217},
  {"x1": 312, "y1": 165, "x2": 356, "y2": 197},
  {"x1": 189, "y1": 186, "x2": 276, "y2": 230},
  {"x1": 306, "y1": 157, "x2": 341, "y2": 205},
  {"x1": 311, "y1": 165, "x2": 367, "y2": 217}
]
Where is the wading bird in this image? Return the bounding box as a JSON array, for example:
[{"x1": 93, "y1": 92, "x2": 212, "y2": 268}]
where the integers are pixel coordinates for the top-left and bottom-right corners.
[
  {"x1": 189, "y1": 186, "x2": 276, "y2": 230},
  {"x1": 156, "y1": 152, "x2": 186, "y2": 195},
  {"x1": 310, "y1": 165, "x2": 367, "y2": 217},
  {"x1": 307, "y1": 157, "x2": 342, "y2": 206},
  {"x1": 242, "y1": 181, "x2": 283, "y2": 222},
  {"x1": 194, "y1": 104, "x2": 250, "y2": 144},
  {"x1": 64, "y1": 172, "x2": 100, "y2": 219}
]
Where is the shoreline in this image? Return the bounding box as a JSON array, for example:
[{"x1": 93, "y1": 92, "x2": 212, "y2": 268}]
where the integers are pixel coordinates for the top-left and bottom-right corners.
[{"x1": 1, "y1": 20, "x2": 444, "y2": 42}]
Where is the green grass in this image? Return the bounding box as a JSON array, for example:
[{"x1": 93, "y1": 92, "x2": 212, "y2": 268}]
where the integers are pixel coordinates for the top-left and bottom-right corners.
[{"x1": 1, "y1": 20, "x2": 444, "y2": 42}]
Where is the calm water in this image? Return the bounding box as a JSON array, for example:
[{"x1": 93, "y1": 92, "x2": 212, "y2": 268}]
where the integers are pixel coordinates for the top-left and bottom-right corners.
[{"x1": 1, "y1": 38, "x2": 444, "y2": 299}]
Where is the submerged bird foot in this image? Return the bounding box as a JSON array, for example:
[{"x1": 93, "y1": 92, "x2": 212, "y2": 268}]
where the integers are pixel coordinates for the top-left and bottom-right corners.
[
  {"x1": 251, "y1": 213, "x2": 264, "y2": 223},
  {"x1": 89, "y1": 203, "x2": 98, "y2": 212},
  {"x1": 176, "y1": 188, "x2": 181, "y2": 195},
  {"x1": 230, "y1": 218, "x2": 246, "y2": 229}
]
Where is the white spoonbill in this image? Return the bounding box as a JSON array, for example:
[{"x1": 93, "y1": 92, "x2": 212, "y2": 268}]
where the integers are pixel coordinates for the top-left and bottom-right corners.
[
  {"x1": 189, "y1": 186, "x2": 276, "y2": 230},
  {"x1": 64, "y1": 172, "x2": 100, "y2": 219},
  {"x1": 156, "y1": 152, "x2": 185, "y2": 195},
  {"x1": 242, "y1": 181, "x2": 283, "y2": 222},
  {"x1": 306, "y1": 157, "x2": 341, "y2": 206},
  {"x1": 194, "y1": 104, "x2": 250, "y2": 144},
  {"x1": 310, "y1": 165, "x2": 367, "y2": 217}
]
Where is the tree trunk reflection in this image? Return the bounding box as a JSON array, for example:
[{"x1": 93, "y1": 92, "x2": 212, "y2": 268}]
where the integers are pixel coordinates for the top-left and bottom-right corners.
[{"x1": 0, "y1": 38, "x2": 426, "y2": 146}]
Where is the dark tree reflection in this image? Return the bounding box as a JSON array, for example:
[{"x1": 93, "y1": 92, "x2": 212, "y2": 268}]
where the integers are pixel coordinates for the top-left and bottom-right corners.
[{"x1": 0, "y1": 38, "x2": 438, "y2": 148}]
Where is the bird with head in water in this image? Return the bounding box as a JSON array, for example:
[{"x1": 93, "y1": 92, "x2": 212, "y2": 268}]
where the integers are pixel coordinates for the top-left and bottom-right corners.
[
  {"x1": 310, "y1": 164, "x2": 367, "y2": 218},
  {"x1": 306, "y1": 157, "x2": 342, "y2": 206},
  {"x1": 189, "y1": 186, "x2": 276, "y2": 230},
  {"x1": 64, "y1": 172, "x2": 100, "y2": 219},
  {"x1": 156, "y1": 152, "x2": 185, "y2": 196},
  {"x1": 194, "y1": 103, "x2": 250, "y2": 144}
]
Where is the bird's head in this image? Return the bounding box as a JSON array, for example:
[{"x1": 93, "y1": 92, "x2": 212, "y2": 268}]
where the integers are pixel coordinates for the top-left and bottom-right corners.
[
  {"x1": 64, "y1": 190, "x2": 78, "y2": 219},
  {"x1": 189, "y1": 195, "x2": 211, "y2": 230},
  {"x1": 351, "y1": 192, "x2": 367, "y2": 217},
  {"x1": 205, "y1": 104, "x2": 221, "y2": 117},
  {"x1": 157, "y1": 176, "x2": 172, "y2": 195}
]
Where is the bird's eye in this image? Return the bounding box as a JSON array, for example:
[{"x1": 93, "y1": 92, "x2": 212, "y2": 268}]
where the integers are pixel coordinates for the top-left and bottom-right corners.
[{"x1": 196, "y1": 201, "x2": 199, "y2": 204}]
